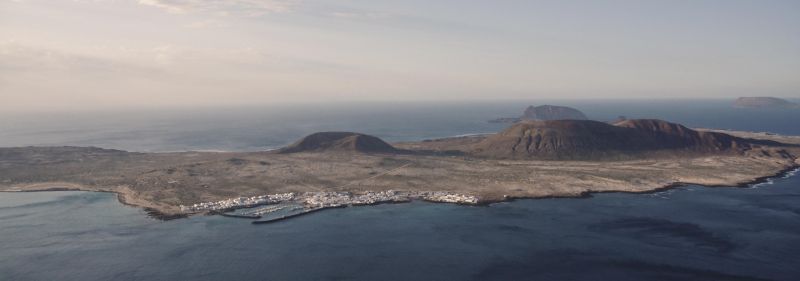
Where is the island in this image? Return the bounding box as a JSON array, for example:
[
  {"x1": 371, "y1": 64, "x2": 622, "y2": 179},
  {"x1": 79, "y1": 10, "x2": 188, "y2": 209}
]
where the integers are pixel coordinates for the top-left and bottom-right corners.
[
  {"x1": 1, "y1": 119, "x2": 799, "y2": 221},
  {"x1": 489, "y1": 105, "x2": 588, "y2": 123},
  {"x1": 733, "y1": 97, "x2": 799, "y2": 108}
]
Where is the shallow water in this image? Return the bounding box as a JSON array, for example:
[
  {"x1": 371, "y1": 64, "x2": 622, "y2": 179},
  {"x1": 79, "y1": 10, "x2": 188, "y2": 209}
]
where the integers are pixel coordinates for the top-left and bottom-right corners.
[
  {"x1": 1, "y1": 170, "x2": 799, "y2": 281},
  {"x1": 1, "y1": 100, "x2": 799, "y2": 280}
]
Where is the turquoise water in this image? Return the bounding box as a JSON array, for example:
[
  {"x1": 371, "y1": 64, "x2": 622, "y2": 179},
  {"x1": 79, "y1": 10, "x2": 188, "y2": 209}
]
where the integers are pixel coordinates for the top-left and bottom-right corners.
[
  {"x1": 1, "y1": 171, "x2": 799, "y2": 280},
  {"x1": 1, "y1": 100, "x2": 800, "y2": 280}
]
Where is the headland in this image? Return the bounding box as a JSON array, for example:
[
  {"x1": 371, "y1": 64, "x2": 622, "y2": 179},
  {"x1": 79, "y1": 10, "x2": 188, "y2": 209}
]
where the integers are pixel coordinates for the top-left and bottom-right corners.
[{"x1": 2, "y1": 119, "x2": 799, "y2": 220}]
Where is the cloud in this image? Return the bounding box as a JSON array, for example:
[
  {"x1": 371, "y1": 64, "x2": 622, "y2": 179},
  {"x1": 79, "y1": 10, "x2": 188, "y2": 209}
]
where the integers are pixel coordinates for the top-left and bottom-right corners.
[
  {"x1": 329, "y1": 10, "x2": 391, "y2": 20},
  {"x1": 183, "y1": 19, "x2": 228, "y2": 29},
  {"x1": 0, "y1": 41, "x2": 113, "y2": 73},
  {"x1": 0, "y1": 41, "x2": 166, "y2": 83},
  {"x1": 136, "y1": 0, "x2": 296, "y2": 16}
]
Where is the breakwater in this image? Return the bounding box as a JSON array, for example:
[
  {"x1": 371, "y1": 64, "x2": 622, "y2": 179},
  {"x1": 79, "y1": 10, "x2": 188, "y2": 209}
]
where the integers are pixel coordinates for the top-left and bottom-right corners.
[{"x1": 252, "y1": 206, "x2": 342, "y2": 224}]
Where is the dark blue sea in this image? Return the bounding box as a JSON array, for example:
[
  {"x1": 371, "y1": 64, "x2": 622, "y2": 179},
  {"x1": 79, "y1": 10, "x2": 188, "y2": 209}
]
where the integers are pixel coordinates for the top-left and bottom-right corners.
[
  {"x1": 1, "y1": 99, "x2": 799, "y2": 152},
  {"x1": 1, "y1": 99, "x2": 799, "y2": 280}
]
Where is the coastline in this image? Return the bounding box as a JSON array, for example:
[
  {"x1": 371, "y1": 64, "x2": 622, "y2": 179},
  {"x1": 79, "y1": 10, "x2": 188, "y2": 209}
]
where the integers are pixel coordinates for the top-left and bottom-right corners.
[
  {"x1": 2, "y1": 127, "x2": 798, "y2": 222},
  {"x1": 0, "y1": 183, "x2": 187, "y2": 220},
  {"x1": 3, "y1": 163, "x2": 797, "y2": 222},
  {"x1": 492, "y1": 164, "x2": 800, "y2": 205}
]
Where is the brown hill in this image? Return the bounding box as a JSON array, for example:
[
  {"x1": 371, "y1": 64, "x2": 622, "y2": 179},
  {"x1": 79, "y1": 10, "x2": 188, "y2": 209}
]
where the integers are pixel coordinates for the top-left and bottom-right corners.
[
  {"x1": 280, "y1": 132, "x2": 398, "y2": 154},
  {"x1": 470, "y1": 119, "x2": 760, "y2": 160},
  {"x1": 613, "y1": 119, "x2": 748, "y2": 150}
]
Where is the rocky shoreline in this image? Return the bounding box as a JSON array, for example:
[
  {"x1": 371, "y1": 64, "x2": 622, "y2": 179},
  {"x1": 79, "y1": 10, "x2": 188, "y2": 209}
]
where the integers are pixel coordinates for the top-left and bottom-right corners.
[
  {"x1": 478, "y1": 163, "x2": 800, "y2": 204},
  {"x1": 3, "y1": 163, "x2": 798, "y2": 222},
  {"x1": 192, "y1": 164, "x2": 800, "y2": 224},
  {"x1": 2, "y1": 126, "x2": 799, "y2": 222}
]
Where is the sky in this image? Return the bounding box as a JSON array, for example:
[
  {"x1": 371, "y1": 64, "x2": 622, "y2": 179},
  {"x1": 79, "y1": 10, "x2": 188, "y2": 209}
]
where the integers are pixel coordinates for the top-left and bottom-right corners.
[{"x1": 1, "y1": 0, "x2": 799, "y2": 111}]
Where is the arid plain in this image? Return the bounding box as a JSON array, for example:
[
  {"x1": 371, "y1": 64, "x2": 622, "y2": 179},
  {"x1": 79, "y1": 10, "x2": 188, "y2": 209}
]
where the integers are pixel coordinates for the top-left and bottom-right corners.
[{"x1": 2, "y1": 119, "x2": 799, "y2": 217}]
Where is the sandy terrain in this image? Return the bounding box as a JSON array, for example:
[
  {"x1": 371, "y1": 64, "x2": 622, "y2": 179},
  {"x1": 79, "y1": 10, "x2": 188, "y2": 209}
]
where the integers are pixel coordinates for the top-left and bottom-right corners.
[{"x1": 1, "y1": 130, "x2": 798, "y2": 216}]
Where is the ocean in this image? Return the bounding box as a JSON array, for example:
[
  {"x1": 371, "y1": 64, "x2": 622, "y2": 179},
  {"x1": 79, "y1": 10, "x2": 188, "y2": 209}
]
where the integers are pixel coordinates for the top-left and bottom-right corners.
[
  {"x1": 1, "y1": 99, "x2": 799, "y2": 280},
  {"x1": 1, "y1": 99, "x2": 799, "y2": 152}
]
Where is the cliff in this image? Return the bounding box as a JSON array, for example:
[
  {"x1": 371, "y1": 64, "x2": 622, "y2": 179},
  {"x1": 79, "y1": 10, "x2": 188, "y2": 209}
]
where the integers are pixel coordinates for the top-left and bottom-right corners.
[{"x1": 470, "y1": 119, "x2": 781, "y2": 160}]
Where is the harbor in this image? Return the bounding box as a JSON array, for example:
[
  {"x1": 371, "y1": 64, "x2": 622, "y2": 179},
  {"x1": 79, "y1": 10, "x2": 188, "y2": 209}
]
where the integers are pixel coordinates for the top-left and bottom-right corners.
[
  {"x1": 191, "y1": 190, "x2": 482, "y2": 224},
  {"x1": 182, "y1": 190, "x2": 480, "y2": 223},
  {"x1": 252, "y1": 206, "x2": 338, "y2": 224}
]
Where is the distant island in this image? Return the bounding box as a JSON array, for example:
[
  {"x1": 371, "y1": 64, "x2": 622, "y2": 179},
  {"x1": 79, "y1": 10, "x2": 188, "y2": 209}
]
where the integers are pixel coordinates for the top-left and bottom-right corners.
[
  {"x1": 733, "y1": 97, "x2": 799, "y2": 108},
  {"x1": 1, "y1": 119, "x2": 799, "y2": 221},
  {"x1": 489, "y1": 105, "x2": 588, "y2": 123}
]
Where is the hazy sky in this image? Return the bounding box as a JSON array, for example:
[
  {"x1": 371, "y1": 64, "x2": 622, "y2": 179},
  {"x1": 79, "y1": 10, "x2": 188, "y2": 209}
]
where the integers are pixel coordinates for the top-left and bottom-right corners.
[{"x1": 1, "y1": 0, "x2": 799, "y2": 111}]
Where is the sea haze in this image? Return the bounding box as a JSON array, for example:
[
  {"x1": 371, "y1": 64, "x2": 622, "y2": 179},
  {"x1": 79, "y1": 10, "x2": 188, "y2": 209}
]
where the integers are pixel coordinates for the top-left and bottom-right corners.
[{"x1": 1, "y1": 99, "x2": 798, "y2": 152}]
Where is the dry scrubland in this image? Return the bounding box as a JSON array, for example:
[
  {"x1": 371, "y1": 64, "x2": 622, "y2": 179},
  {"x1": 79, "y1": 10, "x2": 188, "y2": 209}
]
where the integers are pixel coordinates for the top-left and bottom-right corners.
[{"x1": 1, "y1": 130, "x2": 799, "y2": 216}]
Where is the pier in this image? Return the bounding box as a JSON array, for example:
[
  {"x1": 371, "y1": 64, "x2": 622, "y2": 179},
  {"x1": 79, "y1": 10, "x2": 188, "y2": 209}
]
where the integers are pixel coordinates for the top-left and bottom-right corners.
[
  {"x1": 252, "y1": 206, "x2": 342, "y2": 224},
  {"x1": 219, "y1": 213, "x2": 261, "y2": 219}
]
